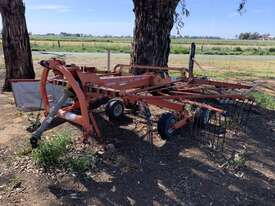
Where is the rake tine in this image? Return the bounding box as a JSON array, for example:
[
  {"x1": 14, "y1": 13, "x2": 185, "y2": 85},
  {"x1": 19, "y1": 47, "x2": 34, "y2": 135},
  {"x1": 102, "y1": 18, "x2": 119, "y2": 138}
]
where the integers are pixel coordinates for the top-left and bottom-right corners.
[
  {"x1": 207, "y1": 111, "x2": 214, "y2": 149},
  {"x1": 191, "y1": 114, "x2": 195, "y2": 137},
  {"x1": 239, "y1": 99, "x2": 247, "y2": 124},
  {"x1": 210, "y1": 112, "x2": 216, "y2": 150},
  {"x1": 191, "y1": 113, "x2": 196, "y2": 138},
  {"x1": 235, "y1": 100, "x2": 242, "y2": 124},
  {"x1": 243, "y1": 99, "x2": 251, "y2": 125},
  {"x1": 235, "y1": 100, "x2": 240, "y2": 123},
  {"x1": 200, "y1": 110, "x2": 207, "y2": 143},
  {"x1": 215, "y1": 113, "x2": 220, "y2": 150},
  {"x1": 239, "y1": 99, "x2": 246, "y2": 125},
  {"x1": 231, "y1": 99, "x2": 239, "y2": 133},
  {"x1": 205, "y1": 110, "x2": 212, "y2": 146},
  {"x1": 221, "y1": 114, "x2": 227, "y2": 152},
  {"x1": 242, "y1": 99, "x2": 254, "y2": 132},
  {"x1": 218, "y1": 112, "x2": 225, "y2": 151},
  {"x1": 192, "y1": 109, "x2": 200, "y2": 139}
]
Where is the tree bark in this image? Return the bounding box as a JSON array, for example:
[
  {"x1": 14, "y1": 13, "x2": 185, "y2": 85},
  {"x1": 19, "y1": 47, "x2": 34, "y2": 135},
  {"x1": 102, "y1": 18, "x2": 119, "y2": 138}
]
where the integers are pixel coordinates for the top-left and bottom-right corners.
[
  {"x1": 0, "y1": 0, "x2": 35, "y2": 91},
  {"x1": 131, "y1": 0, "x2": 179, "y2": 74}
]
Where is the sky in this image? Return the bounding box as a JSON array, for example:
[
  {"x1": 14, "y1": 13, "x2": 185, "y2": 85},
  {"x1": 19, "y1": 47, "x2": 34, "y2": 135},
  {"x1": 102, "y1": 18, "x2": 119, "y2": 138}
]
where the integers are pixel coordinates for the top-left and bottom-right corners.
[{"x1": 0, "y1": 0, "x2": 274, "y2": 38}]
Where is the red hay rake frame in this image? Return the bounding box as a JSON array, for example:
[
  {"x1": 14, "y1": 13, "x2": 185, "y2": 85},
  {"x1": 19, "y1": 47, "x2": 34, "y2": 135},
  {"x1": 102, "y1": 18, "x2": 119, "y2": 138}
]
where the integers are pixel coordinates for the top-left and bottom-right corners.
[{"x1": 31, "y1": 57, "x2": 253, "y2": 147}]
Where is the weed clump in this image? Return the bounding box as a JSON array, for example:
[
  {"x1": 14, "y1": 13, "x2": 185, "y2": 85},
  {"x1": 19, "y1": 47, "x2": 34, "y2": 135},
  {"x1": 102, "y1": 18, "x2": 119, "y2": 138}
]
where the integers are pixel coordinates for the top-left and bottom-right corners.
[
  {"x1": 32, "y1": 132, "x2": 97, "y2": 173},
  {"x1": 68, "y1": 153, "x2": 96, "y2": 173},
  {"x1": 32, "y1": 133, "x2": 72, "y2": 168}
]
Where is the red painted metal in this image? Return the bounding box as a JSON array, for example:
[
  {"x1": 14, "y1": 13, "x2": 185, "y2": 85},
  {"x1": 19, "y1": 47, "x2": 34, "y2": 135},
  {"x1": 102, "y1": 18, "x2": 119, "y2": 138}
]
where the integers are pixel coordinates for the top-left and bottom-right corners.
[{"x1": 36, "y1": 58, "x2": 252, "y2": 142}]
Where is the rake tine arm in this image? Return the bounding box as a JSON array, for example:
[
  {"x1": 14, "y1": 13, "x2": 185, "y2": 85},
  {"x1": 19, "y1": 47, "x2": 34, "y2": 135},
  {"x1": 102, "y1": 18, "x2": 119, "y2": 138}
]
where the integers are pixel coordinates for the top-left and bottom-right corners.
[
  {"x1": 124, "y1": 95, "x2": 224, "y2": 114},
  {"x1": 170, "y1": 91, "x2": 206, "y2": 96},
  {"x1": 113, "y1": 64, "x2": 189, "y2": 74},
  {"x1": 181, "y1": 100, "x2": 225, "y2": 114},
  {"x1": 128, "y1": 79, "x2": 184, "y2": 95},
  {"x1": 192, "y1": 78, "x2": 252, "y2": 90},
  {"x1": 124, "y1": 95, "x2": 184, "y2": 112},
  {"x1": 127, "y1": 94, "x2": 250, "y2": 101}
]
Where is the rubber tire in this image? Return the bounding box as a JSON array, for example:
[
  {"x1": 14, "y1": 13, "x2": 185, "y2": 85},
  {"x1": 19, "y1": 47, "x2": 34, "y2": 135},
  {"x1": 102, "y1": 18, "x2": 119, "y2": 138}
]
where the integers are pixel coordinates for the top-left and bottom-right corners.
[
  {"x1": 157, "y1": 113, "x2": 177, "y2": 140},
  {"x1": 105, "y1": 99, "x2": 116, "y2": 111},
  {"x1": 105, "y1": 100, "x2": 124, "y2": 121}
]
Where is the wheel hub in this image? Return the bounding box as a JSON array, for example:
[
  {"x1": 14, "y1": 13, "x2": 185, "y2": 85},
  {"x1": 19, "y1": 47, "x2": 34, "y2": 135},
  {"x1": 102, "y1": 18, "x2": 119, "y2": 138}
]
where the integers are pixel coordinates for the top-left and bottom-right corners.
[{"x1": 113, "y1": 104, "x2": 123, "y2": 117}]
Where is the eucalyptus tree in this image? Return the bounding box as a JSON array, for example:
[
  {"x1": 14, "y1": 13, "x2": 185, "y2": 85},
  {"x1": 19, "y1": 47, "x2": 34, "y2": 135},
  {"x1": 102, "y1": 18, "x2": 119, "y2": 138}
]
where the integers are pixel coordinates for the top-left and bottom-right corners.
[
  {"x1": 131, "y1": 0, "x2": 182, "y2": 74},
  {"x1": 131, "y1": 0, "x2": 246, "y2": 74},
  {"x1": 0, "y1": 0, "x2": 34, "y2": 91}
]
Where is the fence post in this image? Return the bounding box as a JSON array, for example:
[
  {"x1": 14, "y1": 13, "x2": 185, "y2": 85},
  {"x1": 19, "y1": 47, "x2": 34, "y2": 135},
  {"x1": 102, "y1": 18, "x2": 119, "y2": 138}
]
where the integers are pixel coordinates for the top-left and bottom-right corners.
[
  {"x1": 107, "y1": 50, "x2": 111, "y2": 72},
  {"x1": 188, "y1": 42, "x2": 196, "y2": 78}
]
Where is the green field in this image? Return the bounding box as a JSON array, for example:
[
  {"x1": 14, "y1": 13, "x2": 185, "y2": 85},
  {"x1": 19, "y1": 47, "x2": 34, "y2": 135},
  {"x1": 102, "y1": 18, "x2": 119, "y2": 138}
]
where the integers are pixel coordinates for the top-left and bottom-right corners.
[{"x1": 28, "y1": 36, "x2": 275, "y2": 56}]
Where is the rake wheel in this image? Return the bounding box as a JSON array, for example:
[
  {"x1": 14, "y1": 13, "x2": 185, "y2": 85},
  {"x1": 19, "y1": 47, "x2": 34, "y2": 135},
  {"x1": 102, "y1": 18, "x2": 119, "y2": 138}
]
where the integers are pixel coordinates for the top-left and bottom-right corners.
[
  {"x1": 157, "y1": 112, "x2": 178, "y2": 140},
  {"x1": 105, "y1": 100, "x2": 125, "y2": 121}
]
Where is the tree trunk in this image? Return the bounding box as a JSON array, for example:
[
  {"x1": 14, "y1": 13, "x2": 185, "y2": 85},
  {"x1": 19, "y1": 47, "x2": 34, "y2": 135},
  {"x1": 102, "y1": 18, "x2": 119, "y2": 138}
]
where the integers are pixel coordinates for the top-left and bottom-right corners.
[
  {"x1": 131, "y1": 0, "x2": 179, "y2": 74},
  {"x1": 0, "y1": 0, "x2": 34, "y2": 91}
]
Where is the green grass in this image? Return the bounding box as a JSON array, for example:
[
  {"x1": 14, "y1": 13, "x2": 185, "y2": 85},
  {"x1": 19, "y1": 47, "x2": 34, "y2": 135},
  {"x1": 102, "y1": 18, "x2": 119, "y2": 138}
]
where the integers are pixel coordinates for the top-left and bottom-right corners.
[
  {"x1": 31, "y1": 43, "x2": 131, "y2": 53},
  {"x1": 31, "y1": 43, "x2": 275, "y2": 56},
  {"x1": 32, "y1": 132, "x2": 97, "y2": 173},
  {"x1": 30, "y1": 35, "x2": 275, "y2": 47},
  {"x1": 250, "y1": 92, "x2": 275, "y2": 110},
  {"x1": 28, "y1": 36, "x2": 275, "y2": 56},
  {"x1": 32, "y1": 132, "x2": 72, "y2": 168},
  {"x1": 68, "y1": 153, "x2": 96, "y2": 173}
]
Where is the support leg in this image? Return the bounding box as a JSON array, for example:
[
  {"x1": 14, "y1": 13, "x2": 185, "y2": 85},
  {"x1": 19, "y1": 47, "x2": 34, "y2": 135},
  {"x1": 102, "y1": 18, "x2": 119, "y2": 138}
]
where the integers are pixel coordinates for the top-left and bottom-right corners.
[{"x1": 30, "y1": 89, "x2": 70, "y2": 148}]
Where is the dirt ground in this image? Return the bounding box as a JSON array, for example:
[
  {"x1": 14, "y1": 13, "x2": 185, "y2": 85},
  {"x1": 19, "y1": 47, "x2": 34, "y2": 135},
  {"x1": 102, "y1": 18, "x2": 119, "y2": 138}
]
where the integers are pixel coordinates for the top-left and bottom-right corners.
[{"x1": 0, "y1": 53, "x2": 275, "y2": 206}]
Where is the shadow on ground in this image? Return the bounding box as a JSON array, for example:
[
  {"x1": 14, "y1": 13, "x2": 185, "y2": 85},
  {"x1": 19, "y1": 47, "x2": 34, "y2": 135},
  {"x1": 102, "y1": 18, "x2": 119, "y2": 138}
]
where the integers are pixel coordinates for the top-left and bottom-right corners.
[{"x1": 47, "y1": 108, "x2": 275, "y2": 206}]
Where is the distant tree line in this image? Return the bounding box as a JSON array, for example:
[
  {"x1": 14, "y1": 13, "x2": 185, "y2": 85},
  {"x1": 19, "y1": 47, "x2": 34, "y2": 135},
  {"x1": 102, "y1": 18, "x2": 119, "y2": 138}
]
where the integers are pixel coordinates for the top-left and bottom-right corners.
[
  {"x1": 238, "y1": 32, "x2": 273, "y2": 40},
  {"x1": 50, "y1": 32, "x2": 84, "y2": 37},
  {"x1": 33, "y1": 33, "x2": 223, "y2": 40},
  {"x1": 33, "y1": 33, "x2": 132, "y2": 38},
  {"x1": 171, "y1": 35, "x2": 222, "y2": 39}
]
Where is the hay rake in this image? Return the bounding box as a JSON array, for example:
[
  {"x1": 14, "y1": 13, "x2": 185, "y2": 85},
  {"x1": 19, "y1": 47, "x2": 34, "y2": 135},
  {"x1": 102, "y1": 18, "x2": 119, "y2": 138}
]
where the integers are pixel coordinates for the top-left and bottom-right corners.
[{"x1": 11, "y1": 46, "x2": 255, "y2": 149}]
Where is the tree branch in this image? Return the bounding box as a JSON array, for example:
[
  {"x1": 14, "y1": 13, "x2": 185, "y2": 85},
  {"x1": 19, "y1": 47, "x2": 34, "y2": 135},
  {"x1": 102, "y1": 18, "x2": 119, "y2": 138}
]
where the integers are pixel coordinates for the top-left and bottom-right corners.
[{"x1": 238, "y1": 0, "x2": 247, "y2": 14}]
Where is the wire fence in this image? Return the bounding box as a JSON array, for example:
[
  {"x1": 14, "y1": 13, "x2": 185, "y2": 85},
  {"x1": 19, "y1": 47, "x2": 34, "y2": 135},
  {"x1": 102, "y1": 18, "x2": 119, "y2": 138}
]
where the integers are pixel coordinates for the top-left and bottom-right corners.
[{"x1": 0, "y1": 49, "x2": 275, "y2": 89}]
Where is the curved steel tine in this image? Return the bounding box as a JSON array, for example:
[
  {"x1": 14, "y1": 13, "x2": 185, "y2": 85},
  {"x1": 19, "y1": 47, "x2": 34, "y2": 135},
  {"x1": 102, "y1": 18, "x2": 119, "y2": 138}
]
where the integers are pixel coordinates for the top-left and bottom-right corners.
[
  {"x1": 239, "y1": 99, "x2": 246, "y2": 124},
  {"x1": 214, "y1": 112, "x2": 220, "y2": 150},
  {"x1": 203, "y1": 110, "x2": 210, "y2": 146},
  {"x1": 218, "y1": 112, "x2": 224, "y2": 151},
  {"x1": 239, "y1": 99, "x2": 246, "y2": 125},
  {"x1": 208, "y1": 111, "x2": 215, "y2": 148},
  {"x1": 242, "y1": 99, "x2": 250, "y2": 125},
  {"x1": 242, "y1": 99, "x2": 254, "y2": 131},
  {"x1": 192, "y1": 109, "x2": 200, "y2": 139},
  {"x1": 221, "y1": 114, "x2": 227, "y2": 152}
]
